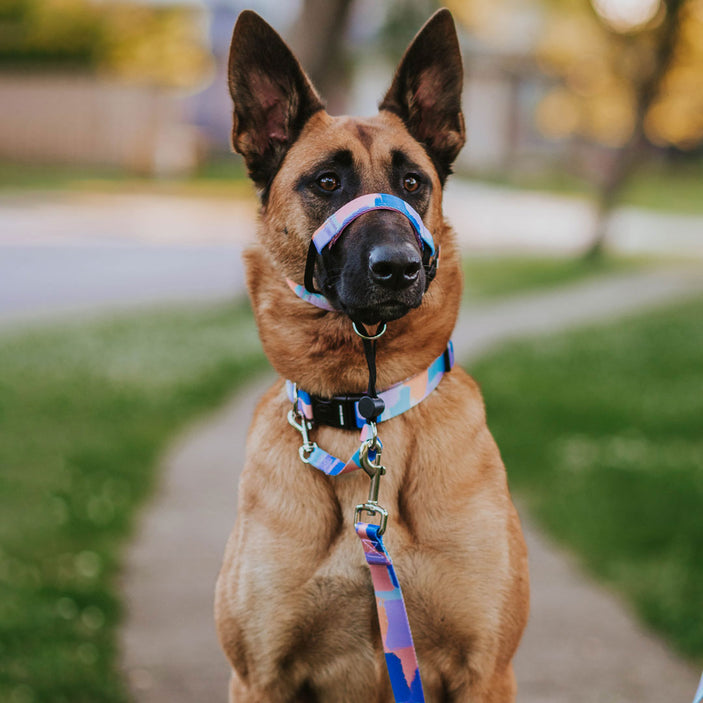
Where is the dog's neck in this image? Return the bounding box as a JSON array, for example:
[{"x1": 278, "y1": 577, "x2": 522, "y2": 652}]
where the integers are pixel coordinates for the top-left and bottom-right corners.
[{"x1": 244, "y1": 225, "x2": 463, "y2": 398}]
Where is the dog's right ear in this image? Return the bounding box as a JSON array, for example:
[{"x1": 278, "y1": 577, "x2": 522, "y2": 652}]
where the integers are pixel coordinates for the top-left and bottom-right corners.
[
  {"x1": 228, "y1": 11, "x2": 324, "y2": 190},
  {"x1": 380, "y1": 9, "x2": 465, "y2": 184}
]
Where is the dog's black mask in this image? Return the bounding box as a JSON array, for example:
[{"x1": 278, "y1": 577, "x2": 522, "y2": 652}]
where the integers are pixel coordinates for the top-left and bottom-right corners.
[{"x1": 312, "y1": 209, "x2": 428, "y2": 325}]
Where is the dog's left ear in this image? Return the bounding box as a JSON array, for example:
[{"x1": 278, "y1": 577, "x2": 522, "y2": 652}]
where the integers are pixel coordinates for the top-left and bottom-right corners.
[{"x1": 380, "y1": 9, "x2": 465, "y2": 182}]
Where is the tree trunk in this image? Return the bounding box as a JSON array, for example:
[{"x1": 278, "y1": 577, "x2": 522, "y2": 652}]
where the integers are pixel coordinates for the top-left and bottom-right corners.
[
  {"x1": 287, "y1": 0, "x2": 355, "y2": 114},
  {"x1": 586, "y1": 0, "x2": 687, "y2": 260}
]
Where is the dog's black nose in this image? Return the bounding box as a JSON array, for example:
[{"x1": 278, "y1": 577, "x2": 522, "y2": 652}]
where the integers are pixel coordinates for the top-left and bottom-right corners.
[{"x1": 368, "y1": 243, "x2": 422, "y2": 291}]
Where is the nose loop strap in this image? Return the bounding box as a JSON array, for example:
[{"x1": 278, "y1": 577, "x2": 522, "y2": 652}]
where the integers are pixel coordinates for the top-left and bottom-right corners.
[{"x1": 312, "y1": 193, "x2": 435, "y2": 256}]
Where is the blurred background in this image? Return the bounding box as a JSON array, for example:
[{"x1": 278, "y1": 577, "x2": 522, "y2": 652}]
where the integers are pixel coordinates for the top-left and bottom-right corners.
[{"x1": 1, "y1": 1, "x2": 702, "y2": 702}]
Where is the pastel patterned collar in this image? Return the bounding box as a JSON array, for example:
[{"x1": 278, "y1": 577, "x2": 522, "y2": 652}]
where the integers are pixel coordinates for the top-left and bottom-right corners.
[{"x1": 287, "y1": 342, "x2": 453, "y2": 431}]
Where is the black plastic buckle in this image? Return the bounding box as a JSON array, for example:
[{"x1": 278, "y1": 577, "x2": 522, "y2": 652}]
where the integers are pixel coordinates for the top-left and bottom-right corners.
[{"x1": 310, "y1": 394, "x2": 362, "y2": 431}]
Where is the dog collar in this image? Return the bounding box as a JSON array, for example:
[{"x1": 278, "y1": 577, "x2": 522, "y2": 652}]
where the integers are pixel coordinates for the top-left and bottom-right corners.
[{"x1": 286, "y1": 342, "x2": 453, "y2": 432}]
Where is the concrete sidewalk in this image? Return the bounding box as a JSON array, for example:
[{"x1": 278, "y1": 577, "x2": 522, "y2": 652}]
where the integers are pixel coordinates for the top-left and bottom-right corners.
[{"x1": 120, "y1": 267, "x2": 703, "y2": 703}]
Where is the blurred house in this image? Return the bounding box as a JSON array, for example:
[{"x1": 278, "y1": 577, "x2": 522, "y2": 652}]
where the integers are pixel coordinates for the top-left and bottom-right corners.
[
  {"x1": 346, "y1": 1, "x2": 555, "y2": 176},
  {"x1": 0, "y1": 0, "x2": 568, "y2": 177},
  {"x1": 0, "y1": 0, "x2": 212, "y2": 176},
  {"x1": 0, "y1": 74, "x2": 201, "y2": 175}
]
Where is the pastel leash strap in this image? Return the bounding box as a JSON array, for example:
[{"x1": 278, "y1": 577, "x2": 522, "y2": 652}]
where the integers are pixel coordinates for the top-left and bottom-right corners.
[
  {"x1": 355, "y1": 522, "x2": 425, "y2": 702},
  {"x1": 693, "y1": 673, "x2": 703, "y2": 703}
]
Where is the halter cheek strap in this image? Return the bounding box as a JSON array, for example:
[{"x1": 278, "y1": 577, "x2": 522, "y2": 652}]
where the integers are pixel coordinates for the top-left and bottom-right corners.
[{"x1": 286, "y1": 279, "x2": 337, "y2": 312}]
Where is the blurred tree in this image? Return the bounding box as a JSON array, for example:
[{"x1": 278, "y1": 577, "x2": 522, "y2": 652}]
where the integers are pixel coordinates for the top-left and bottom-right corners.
[
  {"x1": 536, "y1": 0, "x2": 698, "y2": 258},
  {"x1": 287, "y1": 0, "x2": 355, "y2": 113},
  {"x1": 0, "y1": 0, "x2": 212, "y2": 88},
  {"x1": 379, "y1": 0, "x2": 440, "y2": 60}
]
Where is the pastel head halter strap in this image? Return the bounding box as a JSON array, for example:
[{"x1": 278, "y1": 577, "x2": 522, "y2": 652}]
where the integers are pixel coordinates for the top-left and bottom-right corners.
[
  {"x1": 312, "y1": 192, "x2": 435, "y2": 256},
  {"x1": 288, "y1": 193, "x2": 439, "y2": 311}
]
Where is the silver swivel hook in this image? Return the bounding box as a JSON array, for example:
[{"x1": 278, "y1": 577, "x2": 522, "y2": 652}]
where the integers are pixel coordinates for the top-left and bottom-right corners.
[{"x1": 287, "y1": 383, "x2": 318, "y2": 463}]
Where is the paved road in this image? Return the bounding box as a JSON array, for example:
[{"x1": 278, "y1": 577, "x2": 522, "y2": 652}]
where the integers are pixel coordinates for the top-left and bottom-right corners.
[
  {"x1": 120, "y1": 268, "x2": 703, "y2": 703},
  {"x1": 0, "y1": 193, "x2": 255, "y2": 325},
  {"x1": 444, "y1": 180, "x2": 703, "y2": 257},
  {"x1": 2, "y1": 184, "x2": 702, "y2": 327}
]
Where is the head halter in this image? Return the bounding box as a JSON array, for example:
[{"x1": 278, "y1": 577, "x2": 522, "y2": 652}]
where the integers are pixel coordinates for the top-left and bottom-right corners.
[
  {"x1": 297, "y1": 193, "x2": 439, "y2": 309},
  {"x1": 312, "y1": 193, "x2": 435, "y2": 256}
]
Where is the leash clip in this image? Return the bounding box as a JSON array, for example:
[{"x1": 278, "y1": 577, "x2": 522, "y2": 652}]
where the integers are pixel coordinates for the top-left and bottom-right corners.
[
  {"x1": 355, "y1": 435, "x2": 388, "y2": 534},
  {"x1": 287, "y1": 407, "x2": 317, "y2": 464}
]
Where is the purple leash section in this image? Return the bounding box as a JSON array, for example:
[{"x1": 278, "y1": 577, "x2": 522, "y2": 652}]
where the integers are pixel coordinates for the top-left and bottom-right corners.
[{"x1": 285, "y1": 192, "x2": 443, "y2": 702}]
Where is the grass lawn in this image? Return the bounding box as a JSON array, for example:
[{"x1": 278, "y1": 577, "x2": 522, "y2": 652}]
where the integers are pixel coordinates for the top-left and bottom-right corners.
[
  {"x1": 462, "y1": 254, "x2": 642, "y2": 301},
  {"x1": 470, "y1": 295, "x2": 703, "y2": 662},
  {"x1": 0, "y1": 302, "x2": 267, "y2": 703}
]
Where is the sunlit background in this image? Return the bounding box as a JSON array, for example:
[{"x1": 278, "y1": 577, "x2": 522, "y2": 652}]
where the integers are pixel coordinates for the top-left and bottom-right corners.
[{"x1": 1, "y1": 1, "x2": 702, "y2": 702}]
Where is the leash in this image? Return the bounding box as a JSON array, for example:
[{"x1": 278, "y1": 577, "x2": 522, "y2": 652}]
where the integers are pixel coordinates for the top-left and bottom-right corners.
[
  {"x1": 284, "y1": 193, "x2": 450, "y2": 702},
  {"x1": 287, "y1": 343, "x2": 431, "y2": 703},
  {"x1": 693, "y1": 673, "x2": 703, "y2": 703}
]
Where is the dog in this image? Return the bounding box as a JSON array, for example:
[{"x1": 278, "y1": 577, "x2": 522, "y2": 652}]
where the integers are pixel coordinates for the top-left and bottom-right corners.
[{"x1": 215, "y1": 9, "x2": 529, "y2": 702}]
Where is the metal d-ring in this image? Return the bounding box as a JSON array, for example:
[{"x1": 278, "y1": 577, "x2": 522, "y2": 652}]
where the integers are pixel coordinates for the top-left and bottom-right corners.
[{"x1": 352, "y1": 321, "x2": 387, "y2": 340}]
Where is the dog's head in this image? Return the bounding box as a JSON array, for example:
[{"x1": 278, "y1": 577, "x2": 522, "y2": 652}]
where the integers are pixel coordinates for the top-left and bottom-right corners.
[{"x1": 228, "y1": 9, "x2": 464, "y2": 326}]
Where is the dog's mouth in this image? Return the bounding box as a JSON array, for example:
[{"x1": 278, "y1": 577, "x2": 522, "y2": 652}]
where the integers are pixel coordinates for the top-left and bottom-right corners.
[{"x1": 338, "y1": 299, "x2": 419, "y2": 326}]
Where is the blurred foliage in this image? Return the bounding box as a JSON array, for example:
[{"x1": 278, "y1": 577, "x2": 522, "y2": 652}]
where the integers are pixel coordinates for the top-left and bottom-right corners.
[
  {"x1": 0, "y1": 0, "x2": 212, "y2": 87},
  {"x1": 447, "y1": 0, "x2": 703, "y2": 151},
  {"x1": 535, "y1": 0, "x2": 703, "y2": 149},
  {"x1": 379, "y1": 0, "x2": 440, "y2": 59}
]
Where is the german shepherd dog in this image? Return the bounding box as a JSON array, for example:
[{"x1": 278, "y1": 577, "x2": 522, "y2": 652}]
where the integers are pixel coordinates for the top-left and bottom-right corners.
[{"x1": 216, "y1": 9, "x2": 529, "y2": 702}]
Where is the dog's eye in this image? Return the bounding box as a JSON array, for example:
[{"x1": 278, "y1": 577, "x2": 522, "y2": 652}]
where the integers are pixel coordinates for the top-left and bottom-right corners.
[
  {"x1": 317, "y1": 173, "x2": 341, "y2": 192},
  {"x1": 403, "y1": 174, "x2": 421, "y2": 193}
]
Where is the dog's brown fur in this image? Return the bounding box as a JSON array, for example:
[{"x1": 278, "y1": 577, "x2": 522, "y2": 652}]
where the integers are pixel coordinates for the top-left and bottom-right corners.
[{"x1": 216, "y1": 9, "x2": 529, "y2": 702}]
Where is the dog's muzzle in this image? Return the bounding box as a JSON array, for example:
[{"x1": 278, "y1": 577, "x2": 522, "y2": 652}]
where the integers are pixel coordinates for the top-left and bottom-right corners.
[{"x1": 303, "y1": 193, "x2": 439, "y2": 302}]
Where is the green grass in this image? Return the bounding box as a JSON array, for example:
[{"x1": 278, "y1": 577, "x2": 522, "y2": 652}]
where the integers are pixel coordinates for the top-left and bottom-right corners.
[
  {"x1": 620, "y1": 162, "x2": 703, "y2": 215},
  {"x1": 0, "y1": 302, "x2": 267, "y2": 703},
  {"x1": 462, "y1": 255, "x2": 642, "y2": 301},
  {"x1": 471, "y1": 296, "x2": 703, "y2": 662}
]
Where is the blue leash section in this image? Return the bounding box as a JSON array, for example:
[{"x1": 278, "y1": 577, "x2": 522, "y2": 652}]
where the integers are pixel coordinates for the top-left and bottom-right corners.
[
  {"x1": 693, "y1": 672, "x2": 703, "y2": 703},
  {"x1": 355, "y1": 522, "x2": 425, "y2": 702},
  {"x1": 287, "y1": 346, "x2": 454, "y2": 701}
]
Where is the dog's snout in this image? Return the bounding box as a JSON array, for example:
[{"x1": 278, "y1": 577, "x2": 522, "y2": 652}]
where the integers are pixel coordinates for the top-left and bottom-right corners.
[{"x1": 368, "y1": 243, "x2": 422, "y2": 291}]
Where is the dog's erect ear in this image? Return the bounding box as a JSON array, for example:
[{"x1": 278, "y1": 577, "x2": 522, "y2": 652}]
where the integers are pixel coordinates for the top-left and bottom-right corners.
[
  {"x1": 380, "y1": 9, "x2": 465, "y2": 182},
  {"x1": 228, "y1": 11, "x2": 324, "y2": 190}
]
